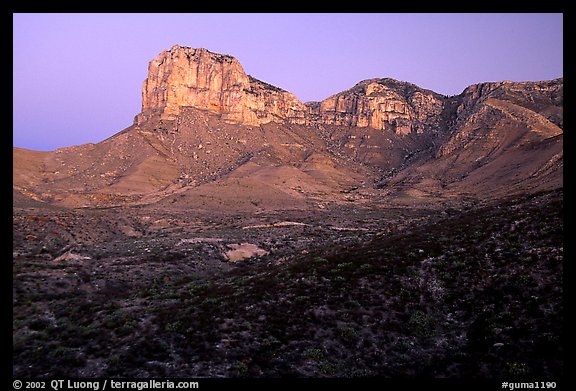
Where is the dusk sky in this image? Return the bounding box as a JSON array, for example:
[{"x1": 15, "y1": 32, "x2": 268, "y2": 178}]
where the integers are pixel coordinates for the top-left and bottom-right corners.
[{"x1": 13, "y1": 13, "x2": 563, "y2": 151}]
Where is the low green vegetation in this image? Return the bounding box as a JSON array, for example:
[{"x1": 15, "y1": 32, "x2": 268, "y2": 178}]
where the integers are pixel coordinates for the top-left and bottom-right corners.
[{"x1": 13, "y1": 190, "x2": 563, "y2": 377}]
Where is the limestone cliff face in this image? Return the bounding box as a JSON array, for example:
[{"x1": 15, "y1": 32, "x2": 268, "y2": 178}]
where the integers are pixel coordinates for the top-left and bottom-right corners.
[
  {"x1": 308, "y1": 79, "x2": 445, "y2": 135},
  {"x1": 137, "y1": 45, "x2": 308, "y2": 125},
  {"x1": 135, "y1": 45, "x2": 562, "y2": 145},
  {"x1": 135, "y1": 46, "x2": 445, "y2": 135}
]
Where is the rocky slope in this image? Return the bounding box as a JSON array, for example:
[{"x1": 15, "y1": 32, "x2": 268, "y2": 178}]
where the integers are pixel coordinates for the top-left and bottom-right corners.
[
  {"x1": 13, "y1": 45, "x2": 563, "y2": 208},
  {"x1": 373, "y1": 78, "x2": 564, "y2": 198},
  {"x1": 438, "y1": 79, "x2": 563, "y2": 157}
]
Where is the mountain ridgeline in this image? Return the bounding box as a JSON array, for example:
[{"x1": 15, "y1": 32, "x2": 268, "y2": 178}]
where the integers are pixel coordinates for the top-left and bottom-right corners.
[{"x1": 13, "y1": 45, "x2": 563, "y2": 208}]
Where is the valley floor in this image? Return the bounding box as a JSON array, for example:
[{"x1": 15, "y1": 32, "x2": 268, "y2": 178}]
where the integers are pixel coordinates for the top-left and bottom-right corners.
[{"x1": 12, "y1": 189, "x2": 563, "y2": 377}]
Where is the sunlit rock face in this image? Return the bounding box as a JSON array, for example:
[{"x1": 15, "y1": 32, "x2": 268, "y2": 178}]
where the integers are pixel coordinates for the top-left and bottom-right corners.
[
  {"x1": 308, "y1": 78, "x2": 446, "y2": 135},
  {"x1": 136, "y1": 46, "x2": 445, "y2": 136},
  {"x1": 137, "y1": 45, "x2": 308, "y2": 125},
  {"x1": 136, "y1": 45, "x2": 562, "y2": 145}
]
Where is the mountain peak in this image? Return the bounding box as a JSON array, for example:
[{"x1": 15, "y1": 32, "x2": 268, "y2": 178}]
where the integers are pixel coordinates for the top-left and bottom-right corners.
[
  {"x1": 166, "y1": 45, "x2": 235, "y2": 62},
  {"x1": 13, "y1": 45, "x2": 563, "y2": 210},
  {"x1": 135, "y1": 45, "x2": 563, "y2": 138},
  {"x1": 136, "y1": 45, "x2": 448, "y2": 135},
  {"x1": 309, "y1": 77, "x2": 445, "y2": 135},
  {"x1": 137, "y1": 45, "x2": 307, "y2": 126}
]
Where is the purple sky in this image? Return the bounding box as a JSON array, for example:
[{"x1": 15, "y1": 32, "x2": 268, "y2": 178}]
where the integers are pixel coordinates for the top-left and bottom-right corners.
[{"x1": 13, "y1": 13, "x2": 563, "y2": 151}]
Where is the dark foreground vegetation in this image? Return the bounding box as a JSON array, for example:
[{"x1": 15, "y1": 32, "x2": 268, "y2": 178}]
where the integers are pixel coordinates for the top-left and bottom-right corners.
[{"x1": 13, "y1": 190, "x2": 562, "y2": 377}]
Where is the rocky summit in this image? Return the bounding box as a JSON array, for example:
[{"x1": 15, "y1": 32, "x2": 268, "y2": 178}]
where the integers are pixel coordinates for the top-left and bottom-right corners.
[
  {"x1": 13, "y1": 45, "x2": 563, "y2": 208},
  {"x1": 137, "y1": 45, "x2": 308, "y2": 126},
  {"x1": 13, "y1": 45, "x2": 563, "y2": 378}
]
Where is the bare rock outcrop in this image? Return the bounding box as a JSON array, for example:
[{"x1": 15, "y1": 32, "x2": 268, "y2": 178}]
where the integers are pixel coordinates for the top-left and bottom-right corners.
[
  {"x1": 135, "y1": 46, "x2": 447, "y2": 136},
  {"x1": 136, "y1": 45, "x2": 308, "y2": 126},
  {"x1": 308, "y1": 78, "x2": 445, "y2": 135}
]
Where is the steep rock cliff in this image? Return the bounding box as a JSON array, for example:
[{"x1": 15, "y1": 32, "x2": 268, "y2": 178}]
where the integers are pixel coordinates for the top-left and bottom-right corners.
[
  {"x1": 135, "y1": 46, "x2": 449, "y2": 136},
  {"x1": 308, "y1": 78, "x2": 446, "y2": 135},
  {"x1": 136, "y1": 45, "x2": 308, "y2": 126}
]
